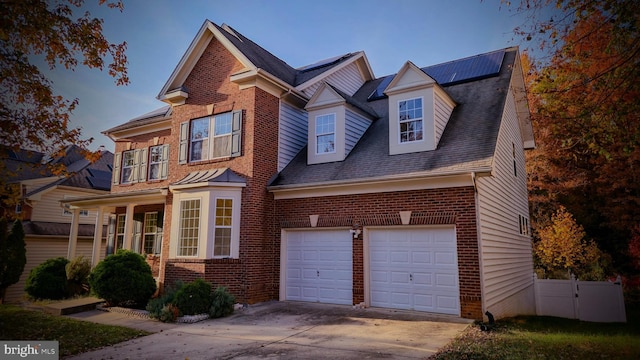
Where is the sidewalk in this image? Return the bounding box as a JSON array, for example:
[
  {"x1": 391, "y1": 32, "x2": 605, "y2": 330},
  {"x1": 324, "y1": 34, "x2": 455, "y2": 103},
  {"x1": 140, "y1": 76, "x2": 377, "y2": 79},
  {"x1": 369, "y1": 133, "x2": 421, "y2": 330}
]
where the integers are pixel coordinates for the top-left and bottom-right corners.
[{"x1": 66, "y1": 309, "x2": 179, "y2": 333}]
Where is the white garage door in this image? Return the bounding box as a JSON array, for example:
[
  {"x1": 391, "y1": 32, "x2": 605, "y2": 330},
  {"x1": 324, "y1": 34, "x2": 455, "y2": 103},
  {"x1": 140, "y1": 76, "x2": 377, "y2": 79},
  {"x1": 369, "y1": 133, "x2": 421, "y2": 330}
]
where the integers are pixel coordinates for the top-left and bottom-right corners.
[
  {"x1": 369, "y1": 227, "x2": 460, "y2": 315},
  {"x1": 285, "y1": 230, "x2": 352, "y2": 305}
]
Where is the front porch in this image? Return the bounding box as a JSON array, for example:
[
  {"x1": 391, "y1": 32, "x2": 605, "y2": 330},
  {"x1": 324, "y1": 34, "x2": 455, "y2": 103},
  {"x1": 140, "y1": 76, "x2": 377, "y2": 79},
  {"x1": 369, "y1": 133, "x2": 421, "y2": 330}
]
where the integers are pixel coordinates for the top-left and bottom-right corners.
[{"x1": 60, "y1": 188, "x2": 168, "y2": 269}]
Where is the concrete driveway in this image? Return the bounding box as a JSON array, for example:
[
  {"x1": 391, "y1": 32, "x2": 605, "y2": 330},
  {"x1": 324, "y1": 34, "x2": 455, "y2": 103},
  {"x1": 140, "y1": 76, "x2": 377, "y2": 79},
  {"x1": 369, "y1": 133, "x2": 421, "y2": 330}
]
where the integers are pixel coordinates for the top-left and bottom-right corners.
[{"x1": 66, "y1": 301, "x2": 471, "y2": 360}]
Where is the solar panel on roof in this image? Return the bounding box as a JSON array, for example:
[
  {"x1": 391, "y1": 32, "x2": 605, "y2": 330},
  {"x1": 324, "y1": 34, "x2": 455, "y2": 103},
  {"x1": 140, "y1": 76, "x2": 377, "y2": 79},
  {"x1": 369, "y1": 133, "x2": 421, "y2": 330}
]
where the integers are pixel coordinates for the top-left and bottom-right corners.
[
  {"x1": 422, "y1": 49, "x2": 505, "y2": 86},
  {"x1": 87, "y1": 168, "x2": 111, "y2": 179},
  {"x1": 367, "y1": 75, "x2": 395, "y2": 101},
  {"x1": 87, "y1": 176, "x2": 111, "y2": 191},
  {"x1": 298, "y1": 53, "x2": 351, "y2": 72},
  {"x1": 367, "y1": 49, "x2": 505, "y2": 102}
]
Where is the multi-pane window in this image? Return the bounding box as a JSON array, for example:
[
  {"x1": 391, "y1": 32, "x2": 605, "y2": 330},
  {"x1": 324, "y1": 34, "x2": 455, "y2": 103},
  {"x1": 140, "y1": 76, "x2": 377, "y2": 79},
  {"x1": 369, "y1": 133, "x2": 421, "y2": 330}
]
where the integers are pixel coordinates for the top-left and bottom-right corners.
[
  {"x1": 115, "y1": 214, "x2": 125, "y2": 250},
  {"x1": 214, "y1": 198, "x2": 233, "y2": 257},
  {"x1": 178, "y1": 199, "x2": 200, "y2": 256},
  {"x1": 398, "y1": 98, "x2": 423, "y2": 143},
  {"x1": 148, "y1": 145, "x2": 169, "y2": 181},
  {"x1": 62, "y1": 196, "x2": 89, "y2": 216},
  {"x1": 143, "y1": 212, "x2": 159, "y2": 254},
  {"x1": 316, "y1": 114, "x2": 336, "y2": 154},
  {"x1": 190, "y1": 113, "x2": 233, "y2": 161},
  {"x1": 121, "y1": 150, "x2": 135, "y2": 184}
]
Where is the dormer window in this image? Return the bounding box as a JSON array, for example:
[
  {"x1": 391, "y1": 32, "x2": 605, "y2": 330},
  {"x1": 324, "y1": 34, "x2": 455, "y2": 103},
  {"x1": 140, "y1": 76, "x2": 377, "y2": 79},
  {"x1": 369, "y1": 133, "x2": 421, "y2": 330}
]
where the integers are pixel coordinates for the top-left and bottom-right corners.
[
  {"x1": 398, "y1": 97, "x2": 423, "y2": 143},
  {"x1": 316, "y1": 114, "x2": 336, "y2": 154}
]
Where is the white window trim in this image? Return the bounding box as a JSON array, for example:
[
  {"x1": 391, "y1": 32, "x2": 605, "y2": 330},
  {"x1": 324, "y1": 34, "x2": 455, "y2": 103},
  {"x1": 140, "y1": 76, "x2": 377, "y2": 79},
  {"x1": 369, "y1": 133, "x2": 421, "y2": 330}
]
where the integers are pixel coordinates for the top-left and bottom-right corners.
[
  {"x1": 170, "y1": 187, "x2": 242, "y2": 259},
  {"x1": 120, "y1": 150, "x2": 136, "y2": 184},
  {"x1": 148, "y1": 145, "x2": 169, "y2": 181},
  {"x1": 397, "y1": 96, "x2": 424, "y2": 144},
  {"x1": 519, "y1": 214, "x2": 530, "y2": 236},
  {"x1": 189, "y1": 113, "x2": 233, "y2": 162},
  {"x1": 62, "y1": 195, "x2": 89, "y2": 217},
  {"x1": 315, "y1": 113, "x2": 337, "y2": 155},
  {"x1": 116, "y1": 214, "x2": 125, "y2": 250},
  {"x1": 143, "y1": 212, "x2": 159, "y2": 255},
  {"x1": 177, "y1": 198, "x2": 201, "y2": 257}
]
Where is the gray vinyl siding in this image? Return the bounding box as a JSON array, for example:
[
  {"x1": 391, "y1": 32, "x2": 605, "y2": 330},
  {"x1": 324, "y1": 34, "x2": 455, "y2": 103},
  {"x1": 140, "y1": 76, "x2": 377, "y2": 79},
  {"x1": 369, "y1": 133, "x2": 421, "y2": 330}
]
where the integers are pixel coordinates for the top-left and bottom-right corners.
[
  {"x1": 301, "y1": 63, "x2": 365, "y2": 98},
  {"x1": 278, "y1": 101, "x2": 308, "y2": 172},
  {"x1": 345, "y1": 109, "x2": 372, "y2": 156},
  {"x1": 31, "y1": 188, "x2": 101, "y2": 225},
  {"x1": 434, "y1": 92, "x2": 454, "y2": 146},
  {"x1": 4, "y1": 236, "x2": 106, "y2": 303},
  {"x1": 476, "y1": 87, "x2": 535, "y2": 318}
]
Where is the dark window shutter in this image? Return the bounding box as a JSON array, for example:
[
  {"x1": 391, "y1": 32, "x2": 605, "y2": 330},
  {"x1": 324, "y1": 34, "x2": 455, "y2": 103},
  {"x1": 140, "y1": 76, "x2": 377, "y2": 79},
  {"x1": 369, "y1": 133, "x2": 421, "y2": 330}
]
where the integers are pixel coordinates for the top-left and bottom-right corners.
[
  {"x1": 112, "y1": 152, "x2": 121, "y2": 185},
  {"x1": 179, "y1": 122, "x2": 189, "y2": 164},
  {"x1": 231, "y1": 110, "x2": 243, "y2": 157}
]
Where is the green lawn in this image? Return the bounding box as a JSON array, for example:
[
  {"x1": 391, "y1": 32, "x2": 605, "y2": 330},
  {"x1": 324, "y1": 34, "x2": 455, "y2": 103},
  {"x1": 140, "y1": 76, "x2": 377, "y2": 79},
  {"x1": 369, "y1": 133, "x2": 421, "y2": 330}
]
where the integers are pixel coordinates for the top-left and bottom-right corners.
[
  {"x1": 0, "y1": 305, "x2": 151, "y2": 358},
  {"x1": 432, "y1": 309, "x2": 640, "y2": 359}
]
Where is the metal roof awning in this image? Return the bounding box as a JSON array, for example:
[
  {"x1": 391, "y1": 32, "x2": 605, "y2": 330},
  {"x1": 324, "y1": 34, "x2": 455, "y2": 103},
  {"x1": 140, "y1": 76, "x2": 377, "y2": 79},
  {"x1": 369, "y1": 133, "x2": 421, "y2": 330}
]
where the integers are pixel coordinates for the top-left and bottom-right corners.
[{"x1": 170, "y1": 168, "x2": 246, "y2": 190}]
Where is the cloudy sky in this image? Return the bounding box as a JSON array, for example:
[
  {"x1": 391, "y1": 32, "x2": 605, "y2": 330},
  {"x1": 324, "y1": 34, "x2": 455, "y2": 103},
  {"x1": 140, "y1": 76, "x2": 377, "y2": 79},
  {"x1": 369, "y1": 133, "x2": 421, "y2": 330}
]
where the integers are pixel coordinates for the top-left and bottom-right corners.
[{"x1": 46, "y1": 0, "x2": 546, "y2": 151}]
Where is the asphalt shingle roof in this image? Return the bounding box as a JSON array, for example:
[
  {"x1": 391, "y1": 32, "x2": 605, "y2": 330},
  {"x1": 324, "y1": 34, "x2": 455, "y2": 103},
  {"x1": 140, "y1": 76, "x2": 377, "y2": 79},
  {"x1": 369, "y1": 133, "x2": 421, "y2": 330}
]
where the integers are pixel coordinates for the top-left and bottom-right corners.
[{"x1": 270, "y1": 48, "x2": 517, "y2": 187}]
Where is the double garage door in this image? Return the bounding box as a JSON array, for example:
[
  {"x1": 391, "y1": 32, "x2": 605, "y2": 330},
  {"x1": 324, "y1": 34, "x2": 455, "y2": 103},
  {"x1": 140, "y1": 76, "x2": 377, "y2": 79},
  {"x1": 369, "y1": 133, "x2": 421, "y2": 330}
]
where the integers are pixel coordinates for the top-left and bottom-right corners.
[{"x1": 284, "y1": 226, "x2": 460, "y2": 315}]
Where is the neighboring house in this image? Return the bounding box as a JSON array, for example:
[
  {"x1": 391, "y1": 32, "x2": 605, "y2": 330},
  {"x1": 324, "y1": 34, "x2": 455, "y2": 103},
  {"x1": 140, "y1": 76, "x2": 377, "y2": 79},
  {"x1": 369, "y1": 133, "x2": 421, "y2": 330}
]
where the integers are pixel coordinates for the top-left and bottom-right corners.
[
  {"x1": 62, "y1": 20, "x2": 535, "y2": 320},
  {"x1": 1, "y1": 145, "x2": 112, "y2": 303}
]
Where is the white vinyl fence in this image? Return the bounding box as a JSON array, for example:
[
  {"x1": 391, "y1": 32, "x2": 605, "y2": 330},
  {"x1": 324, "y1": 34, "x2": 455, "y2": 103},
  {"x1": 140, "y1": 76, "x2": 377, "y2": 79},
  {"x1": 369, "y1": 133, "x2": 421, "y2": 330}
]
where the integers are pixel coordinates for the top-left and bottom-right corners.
[{"x1": 534, "y1": 274, "x2": 626, "y2": 323}]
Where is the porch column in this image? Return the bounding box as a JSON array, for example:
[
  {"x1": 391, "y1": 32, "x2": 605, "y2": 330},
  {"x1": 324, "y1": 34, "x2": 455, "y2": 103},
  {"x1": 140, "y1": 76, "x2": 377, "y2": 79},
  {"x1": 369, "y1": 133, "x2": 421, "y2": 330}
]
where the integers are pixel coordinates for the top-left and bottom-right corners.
[
  {"x1": 67, "y1": 209, "x2": 80, "y2": 259},
  {"x1": 122, "y1": 203, "x2": 135, "y2": 250},
  {"x1": 92, "y1": 206, "x2": 105, "y2": 267}
]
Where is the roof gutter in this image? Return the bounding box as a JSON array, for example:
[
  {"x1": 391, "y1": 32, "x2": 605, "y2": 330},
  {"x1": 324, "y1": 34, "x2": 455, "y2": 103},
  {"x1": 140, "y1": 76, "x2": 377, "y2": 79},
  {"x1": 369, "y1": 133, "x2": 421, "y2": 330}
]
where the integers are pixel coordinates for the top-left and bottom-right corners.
[{"x1": 269, "y1": 167, "x2": 492, "y2": 199}]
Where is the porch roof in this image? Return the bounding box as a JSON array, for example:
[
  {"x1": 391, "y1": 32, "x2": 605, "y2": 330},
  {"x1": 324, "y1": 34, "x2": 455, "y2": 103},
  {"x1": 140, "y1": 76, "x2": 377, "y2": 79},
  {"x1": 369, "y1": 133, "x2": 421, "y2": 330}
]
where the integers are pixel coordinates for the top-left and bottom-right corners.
[{"x1": 60, "y1": 188, "x2": 168, "y2": 210}]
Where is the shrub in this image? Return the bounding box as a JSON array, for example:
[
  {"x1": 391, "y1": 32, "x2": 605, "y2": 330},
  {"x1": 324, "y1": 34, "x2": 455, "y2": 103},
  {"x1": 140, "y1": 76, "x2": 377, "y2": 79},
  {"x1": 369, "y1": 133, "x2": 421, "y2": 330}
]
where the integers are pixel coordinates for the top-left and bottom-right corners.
[
  {"x1": 25, "y1": 257, "x2": 69, "y2": 300},
  {"x1": 66, "y1": 256, "x2": 91, "y2": 296},
  {"x1": 173, "y1": 278, "x2": 211, "y2": 316},
  {"x1": 159, "y1": 303, "x2": 180, "y2": 322},
  {"x1": 89, "y1": 250, "x2": 156, "y2": 308},
  {"x1": 209, "y1": 286, "x2": 235, "y2": 318},
  {"x1": 147, "y1": 280, "x2": 184, "y2": 321}
]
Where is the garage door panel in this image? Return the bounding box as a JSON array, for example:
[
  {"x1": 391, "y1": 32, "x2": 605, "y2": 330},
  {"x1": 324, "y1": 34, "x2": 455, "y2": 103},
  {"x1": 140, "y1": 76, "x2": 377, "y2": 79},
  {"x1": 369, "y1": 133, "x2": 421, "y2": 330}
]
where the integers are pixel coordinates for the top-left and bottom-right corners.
[
  {"x1": 434, "y1": 251, "x2": 456, "y2": 265},
  {"x1": 369, "y1": 227, "x2": 460, "y2": 315},
  {"x1": 285, "y1": 230, "x2": 352, "y2": 305}
]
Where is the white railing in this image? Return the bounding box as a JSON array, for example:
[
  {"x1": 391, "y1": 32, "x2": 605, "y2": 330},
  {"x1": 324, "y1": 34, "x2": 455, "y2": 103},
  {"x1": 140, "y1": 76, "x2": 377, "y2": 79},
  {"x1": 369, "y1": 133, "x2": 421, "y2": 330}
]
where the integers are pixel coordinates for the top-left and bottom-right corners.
[{"x1": 534, "y1": 273, "x2": 626, "y2": 323}]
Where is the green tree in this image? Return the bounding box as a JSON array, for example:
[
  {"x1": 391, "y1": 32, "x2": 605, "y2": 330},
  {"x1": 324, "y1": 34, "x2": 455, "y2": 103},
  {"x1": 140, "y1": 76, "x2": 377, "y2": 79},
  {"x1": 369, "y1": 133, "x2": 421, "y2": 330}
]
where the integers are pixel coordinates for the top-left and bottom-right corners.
[
  {"x1": 0, "y1": 0, "x2": 128, "y2": 173},
  {"x1": 0, "y1": 219, "x2": 27, "y2": 303}
]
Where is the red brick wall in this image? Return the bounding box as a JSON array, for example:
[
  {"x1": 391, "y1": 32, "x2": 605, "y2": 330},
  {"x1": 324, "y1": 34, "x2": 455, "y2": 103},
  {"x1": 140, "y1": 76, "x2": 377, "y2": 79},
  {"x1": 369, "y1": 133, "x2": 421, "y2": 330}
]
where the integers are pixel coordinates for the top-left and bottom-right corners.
[
  {"x1": 157, "y1": 36, "x2": 281, "y2": 305},
  {"x1": 275, "y1": 186, "x2": 483, "y2": 320}
]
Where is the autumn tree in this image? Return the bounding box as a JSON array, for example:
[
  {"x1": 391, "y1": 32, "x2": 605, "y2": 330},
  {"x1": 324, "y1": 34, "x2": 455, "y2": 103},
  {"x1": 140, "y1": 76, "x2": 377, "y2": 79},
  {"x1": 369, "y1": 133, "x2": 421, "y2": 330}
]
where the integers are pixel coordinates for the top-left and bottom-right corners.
[
  {"x1": 0, "y1": 0, "x2": 128, "y2": 167},
  {"x1": 535, "y1": 206, "x2": 607, "y2": 279},
  {"x1": 507, "y1": 0, "x2": 640, "y2": 271},
  {"x1": 0, "y1": 218, "x2": 26, "y2": 303}
]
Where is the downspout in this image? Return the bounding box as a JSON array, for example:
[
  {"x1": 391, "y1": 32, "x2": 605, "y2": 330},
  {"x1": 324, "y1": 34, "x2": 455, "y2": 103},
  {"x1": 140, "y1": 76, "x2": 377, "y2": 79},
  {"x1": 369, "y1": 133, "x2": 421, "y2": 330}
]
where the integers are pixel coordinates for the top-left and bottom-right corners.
[{"x1": 472, "y1": 171, "x2": 488, "y2": 321}]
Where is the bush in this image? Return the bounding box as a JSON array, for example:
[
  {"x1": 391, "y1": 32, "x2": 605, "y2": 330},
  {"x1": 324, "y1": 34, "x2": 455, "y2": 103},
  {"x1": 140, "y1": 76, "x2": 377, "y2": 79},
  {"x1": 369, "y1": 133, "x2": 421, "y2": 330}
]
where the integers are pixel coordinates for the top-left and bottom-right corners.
[
  {"x1": 146, "y1": 280, "x2": 184, "y2": 321},
  {"x1": 25, "y1": 257, "x2": 69, "y2": 300},
  {"x1": 209, "y1": 286, "x2": 235, "y2": 318},
  {"x1": 66, "y1": 256, "x2": 91, "y2": 296},
  {"x1": 173, "y1": 278, "x2": 211, "y2": 316},
  {"x1": 89, "y1": 250, "x2": 156, "y2": 308}
]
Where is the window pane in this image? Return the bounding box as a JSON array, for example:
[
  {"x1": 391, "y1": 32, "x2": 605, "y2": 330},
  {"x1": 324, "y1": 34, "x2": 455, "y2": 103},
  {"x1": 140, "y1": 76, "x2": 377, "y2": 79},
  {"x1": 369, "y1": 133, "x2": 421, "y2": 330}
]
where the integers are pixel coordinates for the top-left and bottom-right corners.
[
  {"x1": 214, "y1": 113, "x2": 232, "y2": 135},
  {"x1": 121, "y1": 150, "x2": 135, "y2": 183},
  {"x1": 190, "y1": 118, "x2": 209, "y2": 162},
  {"x1": 178, "y1": 199, "x2": 200, "y2": 256},
  {"x1": 317, "y1": 134, "x2": 335, "y2": 153},
  {"x1": 212, "y1": 134, "x2": 231, "y2": 158},
  {"x1": 214, "y1": 198, "x2": 232, "y2": 257},
  {"x1": 399, "y1": 97, "x2": 423, "y2": 143}
]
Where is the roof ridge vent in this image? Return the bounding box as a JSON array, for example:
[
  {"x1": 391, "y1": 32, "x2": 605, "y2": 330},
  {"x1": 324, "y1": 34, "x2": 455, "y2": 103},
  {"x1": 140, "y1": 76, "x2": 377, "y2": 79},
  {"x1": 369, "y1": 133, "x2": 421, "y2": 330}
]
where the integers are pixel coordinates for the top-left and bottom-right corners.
[{"x1": 221, "y1": 23, "x2": 242, "y2": 42}]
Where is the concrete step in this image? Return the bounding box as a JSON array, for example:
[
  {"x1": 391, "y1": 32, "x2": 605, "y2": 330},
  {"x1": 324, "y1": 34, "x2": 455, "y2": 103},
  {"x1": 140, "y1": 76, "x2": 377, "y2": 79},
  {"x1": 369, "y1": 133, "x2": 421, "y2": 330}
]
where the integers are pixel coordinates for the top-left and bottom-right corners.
[{"x1": 44, "y1": 297, "x2": 104, "y2": 316}]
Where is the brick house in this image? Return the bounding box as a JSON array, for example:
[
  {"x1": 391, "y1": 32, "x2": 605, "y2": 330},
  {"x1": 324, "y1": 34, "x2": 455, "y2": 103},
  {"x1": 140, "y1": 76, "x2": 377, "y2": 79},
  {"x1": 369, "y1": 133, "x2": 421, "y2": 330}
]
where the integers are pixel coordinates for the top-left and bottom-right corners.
[{"x1": 63, "y1": 20, "x2": 535, "y2": 320}]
